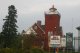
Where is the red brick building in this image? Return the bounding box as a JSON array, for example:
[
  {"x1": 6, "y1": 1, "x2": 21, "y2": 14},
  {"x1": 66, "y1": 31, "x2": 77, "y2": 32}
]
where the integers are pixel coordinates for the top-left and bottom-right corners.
[
  {"x1": 23, "y1": 5, "x2": 63, "y2": 50},
  {"x1": 44, "y1": 5, "x2": 63, "y2": 50},
  {"x1": 22, "y1": 21, "x2": 45, "y2": 48}
]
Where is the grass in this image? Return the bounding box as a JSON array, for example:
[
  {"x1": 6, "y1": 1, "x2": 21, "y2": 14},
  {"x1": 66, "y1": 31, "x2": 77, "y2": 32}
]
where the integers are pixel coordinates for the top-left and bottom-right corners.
[{"x1": 0, "y1": 48, "x2": 80, "y2": 53}]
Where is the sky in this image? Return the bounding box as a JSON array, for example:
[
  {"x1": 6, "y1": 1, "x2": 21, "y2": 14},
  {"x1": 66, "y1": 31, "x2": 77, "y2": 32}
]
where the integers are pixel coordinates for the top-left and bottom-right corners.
[{"x1": 0, "y1": 0, "x2": 80, "y2": 37}]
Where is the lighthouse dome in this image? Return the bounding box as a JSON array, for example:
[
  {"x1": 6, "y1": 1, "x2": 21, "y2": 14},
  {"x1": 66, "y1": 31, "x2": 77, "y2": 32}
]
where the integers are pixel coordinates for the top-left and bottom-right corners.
[{"x1": 45, "y1": 5, "x2": 60, "y2": 16}]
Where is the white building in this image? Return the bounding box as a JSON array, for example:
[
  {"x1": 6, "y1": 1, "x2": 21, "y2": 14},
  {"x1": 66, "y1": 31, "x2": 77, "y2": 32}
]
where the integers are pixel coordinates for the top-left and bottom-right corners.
[
  {"x1": 74, "y1": 37, "x2": 79, "y2": 52},
  {"x1": 76, "y1": 26, "x2": 80, "y2": 51}
]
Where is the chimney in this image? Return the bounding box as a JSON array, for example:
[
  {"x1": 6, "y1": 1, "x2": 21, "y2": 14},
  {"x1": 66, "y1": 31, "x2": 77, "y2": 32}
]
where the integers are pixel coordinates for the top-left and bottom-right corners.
[{"x1": 37, "y1": 21, "x2": 41, "y2": 27}]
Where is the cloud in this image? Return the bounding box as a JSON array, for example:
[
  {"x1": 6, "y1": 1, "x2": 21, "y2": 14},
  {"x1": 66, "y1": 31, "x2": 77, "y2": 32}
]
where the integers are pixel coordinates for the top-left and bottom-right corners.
[
  {"x1": 53, "y1": 0, "x2": 80, "y2": 8},
  {"x1": 17, "y1": 3, "x2": 52, "y2": 15},
  {"x1": 0, "y1": 0, "x2": 80, "y2": 35}
]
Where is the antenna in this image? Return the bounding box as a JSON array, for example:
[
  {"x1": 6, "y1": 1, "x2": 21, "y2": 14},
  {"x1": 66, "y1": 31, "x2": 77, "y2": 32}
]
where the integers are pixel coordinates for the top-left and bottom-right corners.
[{"x1": 72, "y1": 17, "x2": 74, "y2": 34}]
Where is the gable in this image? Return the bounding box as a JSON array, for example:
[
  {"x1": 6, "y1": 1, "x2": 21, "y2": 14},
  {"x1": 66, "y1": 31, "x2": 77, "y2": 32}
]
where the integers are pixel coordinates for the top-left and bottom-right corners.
[
  {"x1": 32, "y1": 23, "x2": 45, "y2": 34},
  {"x1": 25, "y1": 27, "x2": 37, "y2": 35}
]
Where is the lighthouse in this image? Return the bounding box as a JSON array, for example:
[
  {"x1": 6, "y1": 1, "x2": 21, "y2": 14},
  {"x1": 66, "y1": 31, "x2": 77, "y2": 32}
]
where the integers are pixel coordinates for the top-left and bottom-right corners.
[{"x1": 44, "y1": 5, "x2": 62, "y2": 51}]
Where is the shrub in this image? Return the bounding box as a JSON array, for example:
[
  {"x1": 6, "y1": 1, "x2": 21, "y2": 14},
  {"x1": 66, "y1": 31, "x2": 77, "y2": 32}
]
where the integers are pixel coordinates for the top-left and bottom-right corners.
[
  {"x1": 30, "y1": 48, "x2": 44, "y2": 53},
  {"x1": 0, "y1": 48, "x2": 23, "y2": 53}
]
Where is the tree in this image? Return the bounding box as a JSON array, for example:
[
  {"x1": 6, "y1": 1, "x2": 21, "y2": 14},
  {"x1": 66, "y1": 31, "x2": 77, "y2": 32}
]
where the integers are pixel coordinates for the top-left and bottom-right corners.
[
  {"x1": 23, "y1": 33, "x2": 36, "y2": 53},
  {"x1": 15, "y1": 33, "x2": 22, "y2": 48},
  {"x1": 0, "y1": 32, "x2": 2, "y2": 47},
  {"x1": 1, "y1": 5, "x2": 18, "y2": 48}
]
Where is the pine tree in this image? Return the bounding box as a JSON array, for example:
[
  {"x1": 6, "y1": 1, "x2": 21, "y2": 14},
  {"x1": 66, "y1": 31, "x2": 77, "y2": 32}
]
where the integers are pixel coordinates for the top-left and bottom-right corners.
[{"x1": 1, "y1": 5, "x2": 18, "y2": 48}]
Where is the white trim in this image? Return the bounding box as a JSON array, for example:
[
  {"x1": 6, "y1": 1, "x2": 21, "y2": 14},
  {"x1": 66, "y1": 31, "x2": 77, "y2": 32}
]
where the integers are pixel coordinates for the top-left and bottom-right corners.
[{"x1": 36, "y1": 23, "x2": 45, "y2": 34}]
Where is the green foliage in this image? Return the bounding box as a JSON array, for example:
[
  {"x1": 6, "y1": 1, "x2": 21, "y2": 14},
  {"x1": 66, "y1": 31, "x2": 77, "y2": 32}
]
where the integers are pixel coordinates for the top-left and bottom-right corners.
[
  {"x1": 15, "y1": 33, "x2": 22, "y2": 48},
  {"x1": 23, "y1": 33, "x2": 36, "y2": 53},
  {"x1": 0, "y1": 48, "x2": 23, "y2": 53},
  {"x1": 1, "y1": 5, "x2": 18, "y2": 48},
  {"x1": 0, "y1": 48, "x2": 45, "y2": 53},
  {"x1": 30, "y1": 48, "x2": 44, "y2": 53},
  {"x1": 0, "y1": 48, "x2": 80, "y2": 53}
]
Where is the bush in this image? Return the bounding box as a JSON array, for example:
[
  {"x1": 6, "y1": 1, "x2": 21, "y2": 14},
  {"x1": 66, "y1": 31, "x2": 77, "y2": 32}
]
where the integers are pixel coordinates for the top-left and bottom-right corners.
[
  {"x1": 0, "y1": 48, "x2": 47, "y2": 53},
  {"x1": 30, "y1": 48, "x2": 44, "y2": 53},
  {"x1": 0, "y1": 48, "x2": 23, "y2": 53}
]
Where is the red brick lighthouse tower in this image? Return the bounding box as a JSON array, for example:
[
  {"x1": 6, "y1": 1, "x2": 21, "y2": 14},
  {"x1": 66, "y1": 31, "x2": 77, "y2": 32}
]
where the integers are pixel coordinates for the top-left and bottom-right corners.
[{"x1": 44, "y1": 5, "x2": 62, "y2": 50}]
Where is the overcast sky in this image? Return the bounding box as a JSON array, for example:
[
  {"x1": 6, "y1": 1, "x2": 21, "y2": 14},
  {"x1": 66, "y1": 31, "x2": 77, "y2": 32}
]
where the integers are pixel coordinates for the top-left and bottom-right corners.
[{"x1": 0, "y1": 0, "x2": 80, "y2": 36}]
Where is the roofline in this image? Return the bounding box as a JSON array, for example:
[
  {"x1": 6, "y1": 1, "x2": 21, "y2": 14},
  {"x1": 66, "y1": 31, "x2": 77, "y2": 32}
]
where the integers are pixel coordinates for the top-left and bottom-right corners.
[{"x1": 35, "y1": 23, "x2": 45, "y2": 34}]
